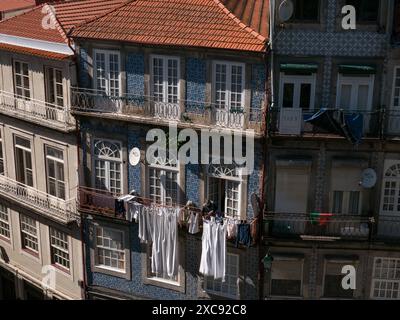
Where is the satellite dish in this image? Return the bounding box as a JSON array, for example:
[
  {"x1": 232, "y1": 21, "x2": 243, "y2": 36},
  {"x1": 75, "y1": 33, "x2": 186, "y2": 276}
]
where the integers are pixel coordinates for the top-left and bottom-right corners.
[
  {"x1": 278, "y1": 0, "x2": 294, "y2": 23},
  {"x1": 129, "y1": 147, "x2": 141, "y2": 166},
  {"x1": 360, "y1": 168, "x2": 377, "y2": 189}
]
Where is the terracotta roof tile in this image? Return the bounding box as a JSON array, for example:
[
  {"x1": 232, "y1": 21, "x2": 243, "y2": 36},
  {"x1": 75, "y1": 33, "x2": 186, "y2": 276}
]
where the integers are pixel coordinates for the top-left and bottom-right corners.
[
  {"x1": 0, "y1": 42, "x2": 70, "y2": 60},
  {"x1": 0, "y1": 0, "x2": 35, "y2": 12},
  {"x1": 0, "y1": 0, "x2": 128, "y2": 44},
  {"x1": 71, "y1": 0, "x2": 267, "y2": 52}
]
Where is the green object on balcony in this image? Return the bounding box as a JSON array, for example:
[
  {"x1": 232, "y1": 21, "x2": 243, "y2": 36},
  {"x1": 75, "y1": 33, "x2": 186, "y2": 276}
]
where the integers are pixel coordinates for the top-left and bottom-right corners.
[
  {"x1": 280, "y1": 63, "x2": 318, "y2": 75},
  {"x1": 262, "y1": 254, "x2": 274, "y2": 271},
  {"x1": 338, "y1": 64, "x2": 376, "y2": 75}
]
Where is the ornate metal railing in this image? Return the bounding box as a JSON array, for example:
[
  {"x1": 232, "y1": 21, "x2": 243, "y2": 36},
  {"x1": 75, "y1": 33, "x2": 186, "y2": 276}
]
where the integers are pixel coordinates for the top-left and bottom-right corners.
[
  {"x1": 264, "y1": 213, "x2": 373, "y2": 241},
  {"x1": 0, "y1": 174, "x2": 78, "y2": 224},
  {"x1": 71, "y1": 87, "x2": 255, "y2": 130},
  {"x1": 0, "y1": 90, "x2": 75, "y2": 130}
]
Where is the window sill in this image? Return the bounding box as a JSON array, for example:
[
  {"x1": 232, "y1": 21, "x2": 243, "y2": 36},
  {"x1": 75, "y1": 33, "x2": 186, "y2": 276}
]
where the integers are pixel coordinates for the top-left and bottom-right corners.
[
  {"x1": 144, "y1": 276, "x2": 184, "y2": 293},
  {"x1": 52, "y1": 263, "x2": 71, "y2": 275},
  {"x1": 22, "y1": 248, "x2": 39, "y2": 258},
  {"x1": 92, "y1": 265, "x2": 131, "y2": 280},
  {"x1": 0, "y1": 235, "x2": 11, "y2": 244}
]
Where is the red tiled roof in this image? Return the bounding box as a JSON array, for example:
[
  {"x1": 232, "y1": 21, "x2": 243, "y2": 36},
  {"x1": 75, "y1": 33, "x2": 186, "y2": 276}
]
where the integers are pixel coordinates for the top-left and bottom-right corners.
[
  {"x1": 0, "y1": 0, "x2": 128, "y2": 44},
  {"x1": 220, "y1": 0, "x2": 269, "y2": 38},
  {"x1": 0, "y1": 0, "x2": 35, "y2": 12},
  {"x1": 70, "y1": 0, "x2": 267, "y2": 52},
  {"x1": 0, "y1": 42, "x2": 70, "y2": 60}
]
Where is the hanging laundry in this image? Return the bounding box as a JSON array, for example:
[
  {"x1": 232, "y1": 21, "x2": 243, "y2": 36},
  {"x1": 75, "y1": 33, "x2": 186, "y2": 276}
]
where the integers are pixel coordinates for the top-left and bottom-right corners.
[
  {"x1": 235, "y1": 223, "x2": 252, "y2": 248},
  {"x1": 150, "y1": 207, "x2": 179, "y2": 280},
  {"x1": 138, "y1": 205, "x2": 153, "y2": 244},
  {"x1": 188, "y1": 211, "x2": 200, "y2": 234},
  {"x1": 250, "y1": 219, "x2": 258, "y2": 243},
  {"x1": 126, "y1": 200, "x2": 143, "y2": 222},
  {"x1": 227, "y1": 219, "x2": 238, "y2": 240},
  {"x1": 199, "y1": 218, "x2": 227, "y2": 280}
]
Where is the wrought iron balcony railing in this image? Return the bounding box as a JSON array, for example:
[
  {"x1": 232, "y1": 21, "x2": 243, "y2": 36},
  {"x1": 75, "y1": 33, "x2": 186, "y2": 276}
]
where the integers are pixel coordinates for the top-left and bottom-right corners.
[
  {"x1": 71, "y1": 87, "x2": 262, "y2": 131},
  {"x1": 375, "y1": 215, "x2": 400, "y2": 241},
  {"x1": 78, "y1": 186, "x2": 119, "y2": 217},
  {"x1": 0, "y1": 174, "x2": 78, "y2": 224},
  {"x1": 268, "y1": 107, "x2": 384, "y2": 139},
  {"x1": 264, "y1": 213, "x2": 373, "y2": 241},
  {"x1": 0, "y1": 90, "x2": 75, "y2": 131}
]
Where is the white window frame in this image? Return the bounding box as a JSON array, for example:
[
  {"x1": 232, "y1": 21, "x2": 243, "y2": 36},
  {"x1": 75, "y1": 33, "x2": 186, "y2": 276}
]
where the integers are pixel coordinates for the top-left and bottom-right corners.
[
  {"x1": 336, "y1": 74, "x2": 374, "y2": 111},
  {"x1": 45, "y1": 66, "x2": 64, "y2": 107},
  {"x1": 94, "y1": 226, "x2": 126, "y2": 273},
  {"x1": 150, "y1": 54, "x2": 181, "y2": 103},
  {"x1": 148, "y1": 160, "x2": 180, "y2": 206},
  {"x1": 212, "y1": 60, "x2": 245, "y2": 111},
  {"x1": 49, "y1": 227, "x2": 70, "y2": 272},
  {"x1": 93, "y1": 49, "x2": 121, "y2": 96},
  {"x1": 391, "y1": 66, "x2": 400, "y2": 110},
  {"x1": 14, "y1": 135, "x2": 34, "y2": 187},
  {"x1": 279, "y1": 73, "x2": 316, "y2": 110},
  {"x1": 0, "y1": 204, "x2": 10, "y2": 241},
  {"x1": 19, "y1": 214, "x2": 39, "y2": 254},
  {"x1": 205, "y1": 253, "x2": 239, "y2": 299},
  {"x1": 371, "y1": 257, "x2": 400, "y2": 300},
  {"x1": 45, "y1": 145, "x2": 66, "y2": 200},
  {"x1": 380, "y1": 161, "x2": 400, "y2": 215},
  {"x1": 92, "y1": 138, "x2": 123, "y2": 194},
  {"x1": 13, "y1": 60, "x2": 31, "y2": 99}
]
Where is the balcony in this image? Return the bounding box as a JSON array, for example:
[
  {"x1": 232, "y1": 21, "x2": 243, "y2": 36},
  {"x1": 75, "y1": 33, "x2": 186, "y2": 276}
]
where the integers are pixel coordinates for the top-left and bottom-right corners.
[
  {"x1": 268, "y1": 107, "x2": 384, "y2": 140},
  {"x1": 71, "y1": 87, "x2": 262, "y2": 133},
  {"x1": 78, "y1": 186, "x2": 119, "y2": 218},
  {"x1": 264, "y1": 213, "x2": 373, "y2": 241},
  {"x1": 0, "y1": 174, "x2": 78, "y2": 224},
  {"x1": 0, "y1": 90, "x2": 75, "y2": 131}
]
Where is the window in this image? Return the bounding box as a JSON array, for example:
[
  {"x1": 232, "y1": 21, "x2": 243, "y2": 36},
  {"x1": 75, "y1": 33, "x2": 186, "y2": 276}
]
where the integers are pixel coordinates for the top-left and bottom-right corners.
[
  {"x1": 14, "y1": 136, "x2": 33, "y2": 187},
  {"x1": 45, "y1": 146, "x2": 65, "y2": 199},
  {"x1": 213, "y1": 61, "x2": 245, "y2": 111},
  {"x1": 151, "y1": 55, "x2": 180, "y2": 105},
  {"x1": 50, "y1": 228, "x2": 70, "y2": 271},
  {"x1": 0, "y1": 131, "x2": 4, "y2": 174},
  {"x1": 279, "y1": 74, "x2": 316, "y2": 110},
  {"x1": 94, "y1": 50, "x2": 120, "y2": 96},
  {"x1": 324, "y1": 261, "x2": 356, "y2": 298},
  {"x1": 275, "y1": 165, "x2": 310, "y2": 214},
  {"x1": 95, "y1": 226, "x2": 125, "y2": 272},
  {"x1": 45, "y1": 67, "x2": 64, "y2": 107},
  {"x1": 290, "y1": 0, "x2": 320, "y2": 22},
  {"x1": 381, "y1": 162, "x2": 400, "y2": 214},
  {"x1": 346, "y1": 0, "x2": 380, "y2": 22},
  {"x1": 270, "y1": 259, "x2": 303, "y2": 297},
  {"x1": 0, "y1": 204, "x2": 10, "y2": 240},
  {"x1": 392, "y1": 67, "x2": 400, "y2": 108},
  {"x1": 13, "y1": 61, "x2": 30, "y2": 99},
  {"x1": 330, "y1": 166, "x2": 363, "y2": 215},
  {"x1": 93, "y1": 139, "x2": 122, "y2": 194},
  {"x1": 149, "y1": 165, "x2": 179, "y2": 206},
  {"x1": 336, "y1": 74, "x2": 374, "y2": 111},
  {"x1": 371, "y1": 257, "x2": 400, "y2": 299},
  {"x1": 205, "y1": 253, "x2": 239, "y2": 299},
  {"x1": 20, "y1": 214, "x2": 38, "y2": 253},
  {"x1": 207, "y1": 164, "x2": 242, "y2": 218}
]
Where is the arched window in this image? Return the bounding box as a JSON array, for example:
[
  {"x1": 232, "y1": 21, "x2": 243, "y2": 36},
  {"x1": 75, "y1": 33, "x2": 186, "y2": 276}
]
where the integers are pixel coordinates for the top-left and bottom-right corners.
[
  {"x1": 93, "y1": 139, "x2": 122, "y2": 194},
  {"x1": 206, "y1": 163, "x2": 242, "y2": 219},
  {"x1": 381, "y1": 162, "x2": 400, "y2": 214}
]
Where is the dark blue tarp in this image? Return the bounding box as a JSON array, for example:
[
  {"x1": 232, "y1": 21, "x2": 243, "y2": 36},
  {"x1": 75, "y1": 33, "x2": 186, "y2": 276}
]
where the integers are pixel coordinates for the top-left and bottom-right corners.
[{"x1": 305, "y1": 108, "x2": 363, "y2": 144}]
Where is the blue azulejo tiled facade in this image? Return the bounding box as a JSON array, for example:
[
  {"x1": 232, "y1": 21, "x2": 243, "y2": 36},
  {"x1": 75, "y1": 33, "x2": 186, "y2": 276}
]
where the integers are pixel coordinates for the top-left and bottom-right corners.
[{"x1": 80, "y1": 117, "x2": 264, "y2": 300}]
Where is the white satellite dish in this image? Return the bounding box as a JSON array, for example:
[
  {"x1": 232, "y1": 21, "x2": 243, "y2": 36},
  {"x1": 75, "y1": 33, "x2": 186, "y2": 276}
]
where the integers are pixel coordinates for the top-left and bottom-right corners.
[
  {"x1": 360, "y1": 168, "x2": 377, "y2": 189},
  {"x1": 278, "y1": 0, "x2": 294, "y2": 23},
  {"x1": 129, "y1": 147, "x2": 141, "y2": 166}
]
